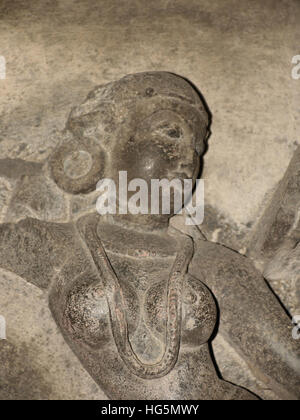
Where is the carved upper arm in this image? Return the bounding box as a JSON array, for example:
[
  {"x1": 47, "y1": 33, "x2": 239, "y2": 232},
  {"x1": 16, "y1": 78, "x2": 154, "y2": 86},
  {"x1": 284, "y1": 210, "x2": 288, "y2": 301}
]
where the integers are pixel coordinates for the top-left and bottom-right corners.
[
  {"x1": 0, "y1": 217, "x2": 76, "y2": 289},
  {"x1": 189, "y1": 240, "x2": 286, "y2": 325}
]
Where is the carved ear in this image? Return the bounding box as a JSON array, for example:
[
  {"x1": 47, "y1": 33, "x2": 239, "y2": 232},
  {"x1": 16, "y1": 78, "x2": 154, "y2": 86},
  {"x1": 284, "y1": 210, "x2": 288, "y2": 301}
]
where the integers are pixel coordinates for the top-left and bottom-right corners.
[{"x1": 49, "y1": 137, "x2": 106, "y2": 195}]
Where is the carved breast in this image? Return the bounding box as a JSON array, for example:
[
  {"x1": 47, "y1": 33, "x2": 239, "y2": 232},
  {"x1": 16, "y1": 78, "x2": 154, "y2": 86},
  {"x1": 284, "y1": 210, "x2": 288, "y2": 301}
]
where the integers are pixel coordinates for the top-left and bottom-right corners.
[{"x1": 62, "y1": 249, "x2": 217, "y2": 363}]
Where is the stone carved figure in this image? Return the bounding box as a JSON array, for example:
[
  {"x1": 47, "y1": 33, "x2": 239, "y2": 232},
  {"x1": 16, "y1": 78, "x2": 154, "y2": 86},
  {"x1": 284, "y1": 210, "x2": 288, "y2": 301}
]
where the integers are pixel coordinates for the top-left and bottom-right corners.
[{"x1": 0, "y1": 72, "x2": 299, "y2": 400}]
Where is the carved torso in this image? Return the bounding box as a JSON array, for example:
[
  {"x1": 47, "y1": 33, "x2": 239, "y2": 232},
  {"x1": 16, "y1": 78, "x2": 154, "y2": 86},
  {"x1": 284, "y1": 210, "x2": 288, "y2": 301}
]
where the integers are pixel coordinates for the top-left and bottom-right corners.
[{"x1": 48, "y1": 215, "x2": 221, "y2": 398}]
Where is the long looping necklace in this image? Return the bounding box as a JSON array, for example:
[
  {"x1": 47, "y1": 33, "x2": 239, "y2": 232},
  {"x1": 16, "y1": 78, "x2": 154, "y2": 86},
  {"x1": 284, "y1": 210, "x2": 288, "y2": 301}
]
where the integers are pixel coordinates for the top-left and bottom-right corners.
[{"x1": 83, "y1": 217, "x2": 194, "y2": 379}]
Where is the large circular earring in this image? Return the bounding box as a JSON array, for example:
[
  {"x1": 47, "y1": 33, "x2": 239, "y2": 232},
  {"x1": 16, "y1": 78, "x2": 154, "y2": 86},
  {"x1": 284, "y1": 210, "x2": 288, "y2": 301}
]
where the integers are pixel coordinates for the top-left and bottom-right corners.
[{"x1": 50, "y1": 138, "x2": 106, "y2": 195}]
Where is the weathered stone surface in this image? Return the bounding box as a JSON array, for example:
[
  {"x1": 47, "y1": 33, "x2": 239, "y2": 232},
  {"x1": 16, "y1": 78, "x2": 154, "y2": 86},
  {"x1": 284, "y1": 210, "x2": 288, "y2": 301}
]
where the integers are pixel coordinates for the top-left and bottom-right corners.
[
  {"x1": 248, "y1": 146, "x2": 300, "y2": 315},
  {"x1": 0, "y1": 72, "x2": 299, "y2": 400},
  {"x1": 264, "y1": 243, "x2": 300, "y2": 316},
  {"x1": 0, "y1": 270, "x2": 106, "y2": 400},
  {"x1": 249, "y1": 147, "x2": 300, "y2": 263},
  {"x1": 212, "y1": 334, "x2": 279, "y2": 401},
  {"x1": 0, "y1": 0, "x2": 299, "y2": 400},
  {"x1": 0, "y1": 0, "x2": 299, "y2": 248}
]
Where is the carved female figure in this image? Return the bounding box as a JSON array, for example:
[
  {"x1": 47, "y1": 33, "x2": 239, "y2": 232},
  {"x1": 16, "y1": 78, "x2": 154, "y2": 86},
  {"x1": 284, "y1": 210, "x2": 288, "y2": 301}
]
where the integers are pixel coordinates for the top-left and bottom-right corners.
[{"x1": 0, "y1": 72, "x2": 299, "y2": 399}]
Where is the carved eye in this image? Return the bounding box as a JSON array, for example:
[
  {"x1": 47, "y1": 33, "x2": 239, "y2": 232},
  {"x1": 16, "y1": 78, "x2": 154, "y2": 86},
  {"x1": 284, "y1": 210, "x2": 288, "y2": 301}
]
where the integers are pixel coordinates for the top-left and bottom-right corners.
[
  {"x1": 155, "y1": 123, "x2": 183, "y2": 140},
  {"x1": 167, "y1": 127, "x2": 182, "y2": 138}
]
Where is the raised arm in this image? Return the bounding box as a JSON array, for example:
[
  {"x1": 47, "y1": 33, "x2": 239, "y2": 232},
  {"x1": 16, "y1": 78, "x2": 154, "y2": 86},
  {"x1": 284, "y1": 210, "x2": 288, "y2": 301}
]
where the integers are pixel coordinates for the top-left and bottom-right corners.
[{"x1": 0, "y1": 217, "x2": 76, "y2": 289}]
